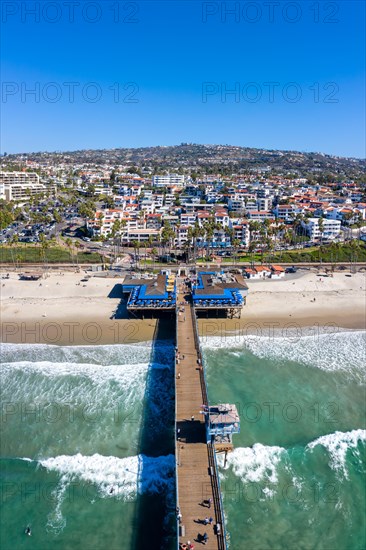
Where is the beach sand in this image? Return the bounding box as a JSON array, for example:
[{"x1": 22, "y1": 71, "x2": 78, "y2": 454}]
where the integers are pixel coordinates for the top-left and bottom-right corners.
[
  {"x1": 198, "y1": 270, "x2": 366, "y2": 339},
  {"x1": 1, "y1": 269, "x2": 365, "y2": 345},
  {"x1": 0, "y1": 271, "x2": 157, "y2": 345}
]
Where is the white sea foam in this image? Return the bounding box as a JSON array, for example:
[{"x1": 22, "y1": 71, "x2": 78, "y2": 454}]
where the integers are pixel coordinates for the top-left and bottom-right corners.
[
  {"x1": 218, "y1": 430, "x2": 365, "y2": 494},
  {"x1": 37, "y1": 453, "x2": 175, "y2": 499},
  {"x1": 19, "y1": 453, "x2": 174, "y2": 533},
  {"x1": 218, "y1": 443, "x2": 286, "y2": 484},
  {"x1": 202, "y1": 330, "x2": 366, "y2": 379},
  {"x1": 0, "y1": 341, "x2": 154, "y2": 366},
  {"x1": 1, "y1": 360, "x2": 150, "y2": 412},
  {"x1": 1, "y1": 359, "x2": 151, "y2": 382},
  {"x1": 307, "y1": 429, "x2": 366, "y2": 479}
]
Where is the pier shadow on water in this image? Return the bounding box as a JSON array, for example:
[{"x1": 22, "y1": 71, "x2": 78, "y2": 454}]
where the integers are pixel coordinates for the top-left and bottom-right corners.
[{"x1": 132, "y1": 317, "x2": 176, "y2": 550}]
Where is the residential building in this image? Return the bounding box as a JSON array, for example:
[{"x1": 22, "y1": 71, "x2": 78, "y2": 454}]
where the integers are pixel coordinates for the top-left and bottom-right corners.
[
  {"x1": 301, "y1": 218, "x2": 341, "y2": 240},
  {"x1": 152, "y1": 174, "x2": 185, "y2": 187},
  {"x1": 0, "y1": 171, "x2": 56, "y2": 201}
]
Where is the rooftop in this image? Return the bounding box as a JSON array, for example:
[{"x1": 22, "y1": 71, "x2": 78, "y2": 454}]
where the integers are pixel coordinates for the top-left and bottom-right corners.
[{"x1": 209, "y1": 404, "x2": 240, "y2": 425}]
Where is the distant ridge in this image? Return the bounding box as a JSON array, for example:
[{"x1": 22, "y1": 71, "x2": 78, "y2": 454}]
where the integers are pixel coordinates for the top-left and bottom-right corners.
[{"x1": 3, "y1": 144, "x2": 366, "y2": 177}]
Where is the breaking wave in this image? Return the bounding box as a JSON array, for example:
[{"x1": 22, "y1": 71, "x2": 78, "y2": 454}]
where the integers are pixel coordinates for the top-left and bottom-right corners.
[
  {"x1": 202, "y1": 330, "x2": 366, "y2": 380},
  {"x1": 219, "y1": 430, "x2": 366, "y2": 492},
  {"x1": 18, "y1": 453, "x2": 175, "y2": 533},
  {"x1": 307, "y1": 429, "x2": 366, "y2": 479}
]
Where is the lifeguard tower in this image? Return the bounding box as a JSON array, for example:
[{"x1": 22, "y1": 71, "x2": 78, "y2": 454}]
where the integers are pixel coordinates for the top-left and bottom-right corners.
[{"x1": 206, "y1": 403, "x2": 240, "y2": 453}]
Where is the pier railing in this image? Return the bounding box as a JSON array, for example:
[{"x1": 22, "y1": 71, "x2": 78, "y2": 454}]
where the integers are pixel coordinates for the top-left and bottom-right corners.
[
  {"x1": 190, "y1": 305, "x2": 209, "y2": 408},
  {"x1": 175, "y1": 308, "x2": 180, "y2": 550},
  {"x1": 190, "y1": 305, "x2": 228, "y2": 550}
]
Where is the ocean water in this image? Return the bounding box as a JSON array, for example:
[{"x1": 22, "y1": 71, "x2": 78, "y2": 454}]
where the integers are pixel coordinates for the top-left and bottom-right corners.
[
  {"x1": 1, "y1": 330, "x2": 365, "y2": 550},
  {"x1": 0, "y1": 339, "x2": 176, "y2": 550},
  {"x1": 201, "y1": 330, "x2": 366, "y2": 550}
]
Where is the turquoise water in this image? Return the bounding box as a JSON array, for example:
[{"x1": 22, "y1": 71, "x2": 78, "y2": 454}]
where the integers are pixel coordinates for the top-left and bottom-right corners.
[
  {"x1": 1, "y1": 330, "x2": 365, "y2": 550},
  {"x1": 0, "y1": 340, "x2": 175, "y2": 550},
  {"x1": 202, "y1": 330, "x2": 366, "y2": 550}
]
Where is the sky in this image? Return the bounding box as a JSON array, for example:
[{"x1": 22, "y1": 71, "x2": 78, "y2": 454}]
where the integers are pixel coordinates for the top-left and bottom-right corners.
[{"x1": 1, "y1": 0, "x2": 365, "y2": 157}]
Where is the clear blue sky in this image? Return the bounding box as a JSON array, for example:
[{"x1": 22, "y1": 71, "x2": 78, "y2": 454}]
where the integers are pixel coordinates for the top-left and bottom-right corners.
[{"x1": 1, "y1": 1, "x2": 365, "y2": 157}]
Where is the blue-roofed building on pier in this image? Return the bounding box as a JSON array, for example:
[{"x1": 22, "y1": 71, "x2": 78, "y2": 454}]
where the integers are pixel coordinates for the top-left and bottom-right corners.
[{"x1": 191, "y1": 270, "x2": 248, "y2": 318}]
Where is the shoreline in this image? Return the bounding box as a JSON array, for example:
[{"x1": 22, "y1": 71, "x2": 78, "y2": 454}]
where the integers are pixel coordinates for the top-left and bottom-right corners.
[{"x1": 1, "y1": 270, "x2": 365, "y2": 346}]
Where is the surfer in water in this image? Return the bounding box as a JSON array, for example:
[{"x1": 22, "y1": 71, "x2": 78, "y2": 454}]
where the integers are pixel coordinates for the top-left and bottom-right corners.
[{"x1": 25, "y1": 526, "x2": 31, "y2": 536}]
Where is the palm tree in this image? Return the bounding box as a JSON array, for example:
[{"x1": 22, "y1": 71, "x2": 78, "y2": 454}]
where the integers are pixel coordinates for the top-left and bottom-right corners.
[
  {"x1": 204, "y1": 221, "x2": 215, "y2": 259},
  {"x1": 293, "y1": 214, "x2": 305, "y2": 246},
  {"x1": 249, "y1": 220, "x2": 261, "y2": 244},
  {"x1": 161, "y1": 221, "x2": 175, "y2": 260},
  {"x1": 75, "y1": 240, "x2": 83, "y2": 266},
  {"x1": 232, "y1": 238, "x2": 240, "y2": 266},
  {"x1": 111, "y1": 219, "x2": 121, "y2": 263},
  {"x1": 9, "y1": 235, "x2": 19, "y2": 269},
  {"x1": 147, "y1": 235, "x2": 154, "y2": 268},
  {"x1": 151, "y1": 247, "x2": 158, "y2": 271},
  {"x1": 39, "y1": 234, "x2": 49, "y2": 275},
  {"x1": 318, "y1": 217, "x2": 325, "y2": 244},
  {"x1": 131, "y1": 240, "x2": 141, "y2": 269},
  {"x1": 64, "y1": 237, "x2": 74, "y2": 265}
]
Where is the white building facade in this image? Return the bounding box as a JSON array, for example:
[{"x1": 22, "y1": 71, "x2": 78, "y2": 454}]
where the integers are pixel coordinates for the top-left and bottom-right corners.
[
  {"x1": 302, "y1": 218, "x2": 341, "y2": 240},
  {"x1": 0, "y1": 171, "x2": 56, "y2": 201},
  {"x1": 152, "y1": 174, "x2": 185, "y2": 187}
]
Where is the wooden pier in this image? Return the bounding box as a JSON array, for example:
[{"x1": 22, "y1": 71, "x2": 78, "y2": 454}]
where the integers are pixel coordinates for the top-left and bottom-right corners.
[{"x1": 176, "y1": 288, "x2": 226, "y2": 550}]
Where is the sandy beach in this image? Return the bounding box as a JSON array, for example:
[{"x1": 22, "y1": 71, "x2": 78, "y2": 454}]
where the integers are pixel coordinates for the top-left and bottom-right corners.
[
  {"x1": 199, "y1": 270, "x2": 366, "y2": 339},
  {"x1": 0, "y1": 271, "x2": 158, "y2": 345},
  {"x1": 1, "y1": 269, "x2": 365, "y2": 345}
]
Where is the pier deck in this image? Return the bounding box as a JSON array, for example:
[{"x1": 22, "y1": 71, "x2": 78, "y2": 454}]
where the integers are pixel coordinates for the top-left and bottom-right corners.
[{"x1": 176, "y1": 290, "x2": 225, "y2": 550}]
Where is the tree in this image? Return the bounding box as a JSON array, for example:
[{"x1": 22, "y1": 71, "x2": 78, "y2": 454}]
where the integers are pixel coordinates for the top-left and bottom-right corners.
[
  {"x1": 161, "y1": 221, "x2": 175, "y2": 259},
  {"x1": 39, "y1": 234, "x2": 49, "y2": 274},
  {"x1": 151, "y1": 247, "x2": 158, "y2": 270},
  {"x1": 79, "y1": 201, "x2": 96, "y2": 229},
  {"x1": 64, "y1": 237, "x2": 74, "y2": 265},
  {"x1": 232, "y1": 238, "x2": 240, "y2": 266},
  {"x1": 318, "y1": 217, "x2": 325, "y2": 244}
]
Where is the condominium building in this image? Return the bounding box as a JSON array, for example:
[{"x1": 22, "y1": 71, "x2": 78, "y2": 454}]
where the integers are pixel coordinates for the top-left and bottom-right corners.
[
  {"x1": 0, "y1": 171, "x2": 56, "y2": 201},
  {"x1": 301, "y1": 218, "x2": 341, "y2": 240},
  {"x1": 0, "y1": 171, "x2": 39, "y2": 186},
  {"x1": 121, "y1": 229, "x2": 161, "y2": 243},
  {"x1": 152, "y1": 174, "x2": 185, "y2": 187}
]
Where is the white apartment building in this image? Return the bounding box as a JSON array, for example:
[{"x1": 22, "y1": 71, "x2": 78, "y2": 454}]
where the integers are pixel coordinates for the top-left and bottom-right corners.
[
  {"x1": 214, "y1": 211, "x2": 230, "y2": 228},
  {"x1": 164, "y1": 194, "x2": 176, "y2": 206},
  {"x1": 245, "y1": 201, "x2": 258, "y2": 212},
  {"x1": 257, "y1": 197, "x2": 271, "y2": 211},
  {"x1": 121, "y1": 229, "x2": 161, "y2": 243},
  {"x1": 273, "y1": 204, "x2": 297, "y2": 220},
  {"x1": 301, "y1": 218, "x2": 341, "y2": 240},
  {"x1": 232, "y1": 224, "x2": 250, "y2": 246},
  {"x1": 228, "y1": 197, "x2": 247, "y2": 213},
  {"x1": 0, "y1": 171, "x2": 39, "y2": 186},
  {"x1": 92, "y1": 181, "x2": 113, "y2": 196},
  {"x1": 247, "y1": 210, "x2": 273, "y2": 221},
  {"x1": 180, "y1": 213, "x2": 197, "y2": 226},
  {"x1": 0, "y1": 171, "x2": 56, "y2": 201},
  {"x1": 257, "y1": 186, "x2": 271, "y2": 198},
  {"x1": 88, "y1": 209, "x2": 129, "y2": 236},
  {"x1": 152, "y1": 174, "x2": 185, "y2": 187},
  {"x1": 176, "y1": 225, "x2": 189, "y2": 246}
]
